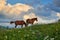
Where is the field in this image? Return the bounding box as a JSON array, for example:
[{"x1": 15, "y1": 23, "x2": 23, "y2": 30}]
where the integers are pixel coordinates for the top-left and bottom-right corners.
[{"x1": 0, "y1": 22, "x2": 60, "y2": 40}]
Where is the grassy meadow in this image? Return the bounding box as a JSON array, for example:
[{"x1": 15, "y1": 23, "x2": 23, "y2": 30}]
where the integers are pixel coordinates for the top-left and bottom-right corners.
[{"x1": 0, "y1": 22, "x2": 60, "y2": 40}]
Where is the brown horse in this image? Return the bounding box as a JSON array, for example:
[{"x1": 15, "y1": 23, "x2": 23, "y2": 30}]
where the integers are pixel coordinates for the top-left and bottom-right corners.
[
  {"x1": 26, "y1": 18, "x2": 38, "y2": 25},
  {"x1": 10, "y1": 20, "x2": 27, "y2": 28}
]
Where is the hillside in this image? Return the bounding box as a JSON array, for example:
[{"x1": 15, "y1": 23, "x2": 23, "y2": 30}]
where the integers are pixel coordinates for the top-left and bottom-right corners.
[{"x1": 0, "y1": 22, "x2": 60, "y2": 40}]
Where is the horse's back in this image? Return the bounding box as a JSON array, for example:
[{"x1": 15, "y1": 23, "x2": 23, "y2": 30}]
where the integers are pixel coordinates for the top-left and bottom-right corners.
[
  {"x1": 15, "y1": 20, "x2": 25, "y2": 25},
  {"x1": 16, "y1": 20, "x2": 24, "y2": 22}
]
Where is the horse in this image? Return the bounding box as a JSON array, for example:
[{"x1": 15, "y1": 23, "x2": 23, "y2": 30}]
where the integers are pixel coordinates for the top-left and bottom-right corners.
[
  {"x1": 10, "y1": 20, "x2": 27, "y2": 28},
  {"x1": 26, "y1": 18, "x2": 38, "y2": 25}
]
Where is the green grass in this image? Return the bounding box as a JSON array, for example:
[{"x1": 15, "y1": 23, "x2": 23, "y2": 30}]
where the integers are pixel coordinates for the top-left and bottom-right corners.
[{"x1": 0, "y1": 22, "x2": 60, "y2": 40}]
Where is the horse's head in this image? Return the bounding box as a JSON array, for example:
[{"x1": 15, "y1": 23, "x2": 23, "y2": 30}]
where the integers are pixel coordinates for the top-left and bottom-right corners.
[{"x1": 10, "y1": 21, "x2": 14, "y2": 24}]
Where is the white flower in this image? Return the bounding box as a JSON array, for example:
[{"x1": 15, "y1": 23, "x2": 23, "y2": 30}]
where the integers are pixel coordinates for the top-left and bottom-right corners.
[
  {"x1": 27, "y1": 34, "x2": 29, "y2": 37},
  {"x1": 5, "y1": 36, "x2": 7, "y2": 39},
  {"x1": 18, "y1": 31, "x2": 21, "y2": 33},
  {"x1": 50, "y1": 38, "x2": 54, "y2": 40},
  {"x1": 32, "y1": 31, "x2": 35, "y2": 34},
  {"x1": 24, "y1": 34, "x2": 26, "y2": 37},
  {"x1": 21, "y1": 38, "x2": 23, "y2": 40},
  {"x1": 44, "y1": 35, "x2": 49, "y2": 40},
  {"x1": 13, "y1": 34, "x2": 15, "y2": 36},
  {"x1": 24, "y1": 34, "x2": 29, "y2": 37}
]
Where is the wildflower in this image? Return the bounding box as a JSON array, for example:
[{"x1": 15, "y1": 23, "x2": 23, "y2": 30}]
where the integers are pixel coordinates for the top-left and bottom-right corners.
[
  {"x1": 24, "y1": 34, "x2": 29, "y2": 37},
  {"x1": 18, "y1": 31, "x2": 21, "y2": 33},
  {"x1": 21, "y1": 38, "x2": 23, "y2": 40},
  {"x1": 50, "y1": 38, "x2": 54, "y2": 40},
  {"x1": 5, "y1": 36, "x2": 7, "y2": 39},
  {"x1": 13, "y1": 34, "x2": 15, "y2": 36},
  {"x1": 26, "y1": 34, "x2": 29, "y2": 37},
  {"x1": 44, "y1": 35, "x2": 49, "y2": 40},
  {"x1": 24, "y1": 34, "x2": 26, "y2": 37},
  {"x1": 32, "y1": 31, "x2": 35, "y2": 34}
]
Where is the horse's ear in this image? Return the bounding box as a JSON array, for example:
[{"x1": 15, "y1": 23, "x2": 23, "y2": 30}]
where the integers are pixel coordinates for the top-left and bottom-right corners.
[{"x1": 34, "y1": 17, "x2": 37, "y2": 19}]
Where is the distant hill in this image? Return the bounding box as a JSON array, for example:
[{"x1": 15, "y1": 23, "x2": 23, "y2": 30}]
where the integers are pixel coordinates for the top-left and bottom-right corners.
[{"x1": 0, "y1": 22, "x2": 60, "y2": 40}]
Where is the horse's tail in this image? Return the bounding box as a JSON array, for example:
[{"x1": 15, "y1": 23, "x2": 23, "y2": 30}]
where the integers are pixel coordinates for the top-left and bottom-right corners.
[{"x1": 10, "y1": 21, "x2": 15, "y2": 24}]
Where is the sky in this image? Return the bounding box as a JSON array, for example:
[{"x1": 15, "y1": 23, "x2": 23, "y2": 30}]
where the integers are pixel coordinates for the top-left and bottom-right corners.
[
  {"x1": 0, "y1": 0, "x2": 60, "y2": 25},
  {"x1": 7, "y1": 0, "x2": 52, "y2": 6}
]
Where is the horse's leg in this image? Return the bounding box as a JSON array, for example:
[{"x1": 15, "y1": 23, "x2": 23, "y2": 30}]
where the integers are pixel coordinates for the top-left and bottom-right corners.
[
  {"x1": 25, "y1": 24, "x2": 27, "y2": 27},
  {"x1": 21, "y1": 25, "x2": 23, "y2": 28},
  {"x1": 32, "y1": 22, "x2": 33, "y2": 25},
  {"x1": 15, "y1": 25, "x2": 17, "y2": 28},
  {"x1": 26, "y1": 23, "x2": 28, "y2": 26},
  {"x1": 26, "y1": 23, "x2": 27, "y2": 26}
]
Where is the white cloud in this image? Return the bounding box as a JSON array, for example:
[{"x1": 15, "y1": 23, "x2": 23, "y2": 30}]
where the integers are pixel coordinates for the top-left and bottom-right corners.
[
  {"x1": 0, "y1": 0, "x2": 6, "y2": 11},
  {"x1": 57, "y1": 13, "x2": 60, "y2": 17},
  {"x1": 23, "y1": 13, "x2": 37, "y2": 20},
  {"x1": 37, "y1": 17, "x2": 57, "y2": 24},
  {"x1": 56, "y1": 12, "x2": 60, "y2": 19},
  {"x1": 0, "y1": 0, "x2": 33, "y2": 19},
  {"x1": 3, "y1": 3, "x2": 33, "y2": 18}
]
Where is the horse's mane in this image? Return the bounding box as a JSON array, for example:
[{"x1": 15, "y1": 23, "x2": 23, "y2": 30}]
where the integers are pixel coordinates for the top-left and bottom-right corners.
[
  {"x1": 11, "y1": 21, "x2": 15, "y2": 22},
  {"x1": 31, "y1": 18, "x2": 37, "y2": 20}
]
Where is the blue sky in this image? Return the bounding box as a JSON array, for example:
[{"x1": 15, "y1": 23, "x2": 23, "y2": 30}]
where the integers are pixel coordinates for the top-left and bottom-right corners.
[{"x1": 7, "y1": 0, "x2": 53, "y2": 6}]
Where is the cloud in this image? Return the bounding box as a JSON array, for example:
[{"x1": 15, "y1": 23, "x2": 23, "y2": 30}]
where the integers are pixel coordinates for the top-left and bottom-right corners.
[
  {"x1": 47, "y1": 3, "x2": 60, "y2": 12},
  {"x1": 53, "y1": 0, "x2": 60, "y2": 7},
  {"x1": 37, "y1": 16, "x2": 57, "y2": 24},
  {"x1": 0, "y1": 0, "x2": 6, "y2": 11},
  {"x1": 56, "y1": 12, "x2": 60, "y2": 18},
  {"x1": 0, "y1": 0, "x2": 33, "y2": 19},
  {"x1": 3, "y1": 3, "x2": 33, "y2": 19},
  {"x1": 29, "y1": 4, "x2": 58, "y2": 18},
  {"x1": 23, "y1": 13, "x2": 37, "y2": 20},
  {"x1": 4, "y1": 3, "x2": 33, "y2": 13}
]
